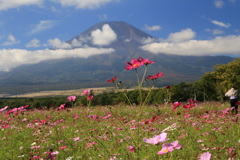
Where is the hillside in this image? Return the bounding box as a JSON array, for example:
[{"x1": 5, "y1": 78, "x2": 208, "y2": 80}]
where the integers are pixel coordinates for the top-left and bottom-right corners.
[{"x1": 0, "y1": 21, "x2": 234, "y2": 94}]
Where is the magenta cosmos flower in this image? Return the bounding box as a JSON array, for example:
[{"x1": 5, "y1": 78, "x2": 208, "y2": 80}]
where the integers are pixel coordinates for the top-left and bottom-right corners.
[
  {"x1": 143, "y1": 132, "x2": 169, "y2": 145},
  {"x1": 147, "y1": 72, "x2": 163, "y2": 80},
  {"x1": 87, "y1": 95, "x2": 94, "y2": 101},
  {"x1": 157, "y1": 140, "x2": 182, "y2": 155},
  {"x1": 137, "y1": 57, "x2": 156, "y2": 65},
  {"x1": 125, "y1": 57, "x2": 155, "y2": 70},
  {"x1": 107, "y1": 76, "x2": 117, "y2": 82},
  {"x1": 67, "y1": 96, "x2": 76, "y2": 102},
  {"x1": 125, "y1": 59, "x2": 143, "y2": 70}
]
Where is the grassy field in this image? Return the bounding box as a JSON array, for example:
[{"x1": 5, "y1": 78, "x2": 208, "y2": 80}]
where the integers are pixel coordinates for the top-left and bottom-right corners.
[
  {"x1": 0, "y1": 101, "x2": 239, "y2": 160},
  {"x1": 3, "y1": 87, "x2": 115, "y2": 98}
]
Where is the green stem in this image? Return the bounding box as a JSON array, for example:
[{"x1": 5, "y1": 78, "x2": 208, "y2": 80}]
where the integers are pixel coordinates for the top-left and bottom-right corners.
[
  {"x1": 135, "y1": 69, "x2": 142, "y2": 106},
  {"x1": 142, "y1": 85, "x2": 154, "y2": 106}
]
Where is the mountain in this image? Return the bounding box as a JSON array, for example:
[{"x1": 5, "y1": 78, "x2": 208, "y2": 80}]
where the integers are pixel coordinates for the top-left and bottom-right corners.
[{"x1": 0, "y1": 21, "x2": 234, "y2": 94}]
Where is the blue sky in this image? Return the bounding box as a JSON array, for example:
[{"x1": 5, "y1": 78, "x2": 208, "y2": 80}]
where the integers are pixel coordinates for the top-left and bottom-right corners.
[{"x1": 0, "y1": 0, "x2": 240, "y2": 71}]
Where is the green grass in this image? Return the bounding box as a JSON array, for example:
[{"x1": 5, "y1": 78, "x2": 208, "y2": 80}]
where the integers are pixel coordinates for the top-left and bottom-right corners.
[{"x1": 0, "y1": 102, "x2": 239, "y2": 160}]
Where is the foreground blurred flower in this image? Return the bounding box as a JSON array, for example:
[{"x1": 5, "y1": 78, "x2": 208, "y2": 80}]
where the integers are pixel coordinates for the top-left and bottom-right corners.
[
  {"x1": 143, "y1": 132, "x2": 169, "y2": 145},
  {"x1": 67, "y1": 96, "x2": 76, "y2": 102},
  {"x1": 157, "y1": 140, "x2": 182, "y2": 155},
  {"x1": 199, "y1": 152, "x2": 211, "y2": 160}
]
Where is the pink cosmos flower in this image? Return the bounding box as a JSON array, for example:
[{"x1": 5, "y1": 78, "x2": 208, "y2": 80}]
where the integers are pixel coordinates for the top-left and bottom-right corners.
[
  {"x1": 82, "y1": 89, "x2": 91, "y2": 96},
  {"x1": 87, "y1": 95, "x2": 94, "y2": 101},
  {"x1": 59, "y1": 145, "x2": 67, "y2": 150},
  {"x1": 32, "y1": 156, "x2": 41, "y2": 159},
  {"x1": 137, "y1": 57, "x2": 156, "y2": 65},
  {"x1": 58, "y1": 104, "x2": 65, "y2": 110},
  {"x1": 147, "y1": 72, "x2": 163, "y2": 80},
  {"x1": 143, "y1": 132, "x2": 169, "y2": 145},
  {"x1": 0, "y1": 106, "x2": 8, "y2": 112},
  {"x1": 103, "y1": 114, "x2": 111, "y2": 119},
  {"x1": 126, "y1": 146, "x2": 136, "y2": 153},
  {"x1": 30, "y1": 146, "x2": 41, "y2": 149},
  {"x1": 6, "y1": 105, "x2": 28, "y2": 114},
  {"x1": 184, "y1": 114, "x2": 191, "y2": 119},
  {"x1": 125, "y1": 58, "x2": 145, "y2": 70},
  {"x1": 85, "y1": 142, "x2": 96, "y2": 148},
  {"x1": 199, "y1": 152, "x2": 211, "y2": 160},
  {"x1": 228, "y1": 147, "x2": 235, "y2": 154},
  {"x1": 183, "y1": 103, "x2": 195, "y2": 109},
  {"x1": 157, "y1": 146, "x2": 173, "y2": 155},
  {"x1": 173, "y1": 102, "x2": 182, "y2": 110},
  {"x1": 107, "y1": 76, "x2": 117, "y2": 82},
  {"x1": 157, "y1": 140, "x2": 182, "y2": 155},
  {"x1": 46, "y1": 153, "x2": 56, "y2": 160},
  {"x1": 87, "y1": 114, "x2": 99, "y2": 119},
  {"x1": 72, "y1": 137, "x2": 80, "y2": 141},
  {"x1": 221, "y1": 108, "x2": 231, "y2": 115},
  {"x1": 67, "y1": 96, "x2": 76, "y2": 102}
]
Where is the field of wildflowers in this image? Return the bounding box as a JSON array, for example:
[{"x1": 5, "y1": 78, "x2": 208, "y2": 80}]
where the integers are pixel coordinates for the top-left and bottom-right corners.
[
  {"x1": 0, "y1": 101, "x2": 239, "y2": 159},
  {"x1": 0, "y1": 57, "x2": 239, "y2": 160}
]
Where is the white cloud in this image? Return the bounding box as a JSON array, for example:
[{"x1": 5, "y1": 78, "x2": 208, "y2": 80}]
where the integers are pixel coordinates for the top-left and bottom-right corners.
[
  {"x1": 141, "y1": 37, "x2": 156, "y2": 44},
  {"x1": 211, "y1": 20, "x2": 231, "y2": 28},
  {"x1": 51, "y1": 0, "x2": 118, "y2": 9},
  {"x1": 0, "y1": 0, "x2": 43, "y2": 10},
  {"x1": 91, "y1": 24, "x2": 117, "y2": 46},
  {"x1": 70, "y1": 38, "x2": 83, "y2": 48},
  {"x1": 144, "y1": 25, "x2": 161, "y2": 31},
  {"x1": 48, "y1": 38, "x2": 72, "y2": 49},
  {"x1": 1, "y1": 34, "x2": 20, "y2": 46},
  {"x1": 205, "y1": 29, "x2": 224, "y2": 35},
  {"x1": 167, "y1": 28, "x2": 196, "y2": 43},
  {"x1": 0, "y1": 47, "x2": 115, "y2": 72},
  {"x1": 141, "y1": 35, "x2": 240, "y2": 56},
  {"x1": 214, "y1": 0, "x2": 225, "y2": 8},
  {"x1": 26, "y1": 39, "x2": 41, "y2": 48},
  {"x1": 29, "y1": 20, "x2": 58, "y2": 35}
]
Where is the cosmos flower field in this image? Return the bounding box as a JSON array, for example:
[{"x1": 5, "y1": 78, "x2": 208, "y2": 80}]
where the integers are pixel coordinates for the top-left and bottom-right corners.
[
  {"x1": 0, "y1": 57, "x2": 239, "y2": 159},
  {"x1": 0, "y1": 101, "x2": 239, "y2": 160}
]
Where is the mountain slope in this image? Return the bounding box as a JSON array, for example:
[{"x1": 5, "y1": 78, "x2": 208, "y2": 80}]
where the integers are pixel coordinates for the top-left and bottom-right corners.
[{"x1": 0, "y1": 21, "x2": 234, "y2": 94}]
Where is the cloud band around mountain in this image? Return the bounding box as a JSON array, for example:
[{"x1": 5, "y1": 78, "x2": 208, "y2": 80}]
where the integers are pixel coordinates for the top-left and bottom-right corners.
[
  {"x1": 0, "y1": 48, "x2": 114, "y2": 72},
  {"x1": 141, "y1": 35, "x2": 240, "y2": 56}
]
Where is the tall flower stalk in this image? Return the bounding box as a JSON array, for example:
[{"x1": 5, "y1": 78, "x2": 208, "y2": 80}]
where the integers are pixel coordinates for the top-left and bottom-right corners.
[
  {"x1": 82, "y1": 89, "x2": 94, "y2": 107},
  {"x1": 108, "y1": 57, "x2": 163, "y2": 157},
  {"x1": 125, "y1": 57, "x2": 156, "y2": 107},
  {"x1": 67, "y1": 96, "x2": 76, "y2": 108},
  {"x1": 107, "y1": 76, "x2": 132, "y2": 106}
]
